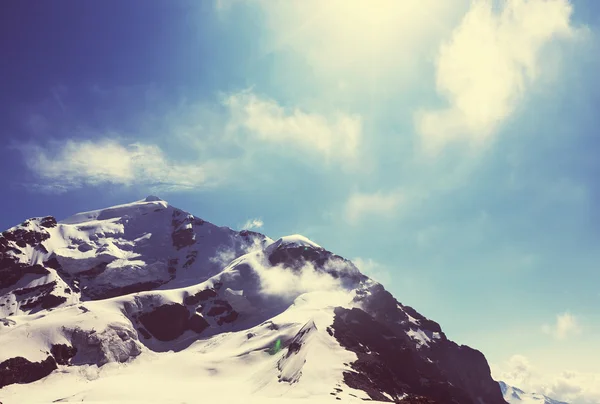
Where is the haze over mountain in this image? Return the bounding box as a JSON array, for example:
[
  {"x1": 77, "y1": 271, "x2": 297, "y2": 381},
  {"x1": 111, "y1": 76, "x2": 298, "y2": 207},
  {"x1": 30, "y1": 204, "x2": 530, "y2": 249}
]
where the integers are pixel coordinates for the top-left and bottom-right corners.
[{"x1": 1, "y1": 197, "x2": 507, "y2": 404}]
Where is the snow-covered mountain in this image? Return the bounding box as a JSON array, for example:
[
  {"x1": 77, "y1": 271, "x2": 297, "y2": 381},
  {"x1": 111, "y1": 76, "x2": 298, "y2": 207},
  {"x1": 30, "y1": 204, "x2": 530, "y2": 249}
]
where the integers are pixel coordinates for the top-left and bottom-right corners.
[
  {"x1": 499, "y1": 381, "x2": 568, "y2": 404},
  {"x1": 0, "y1": 197, "x2": 508, "y2": 404}
]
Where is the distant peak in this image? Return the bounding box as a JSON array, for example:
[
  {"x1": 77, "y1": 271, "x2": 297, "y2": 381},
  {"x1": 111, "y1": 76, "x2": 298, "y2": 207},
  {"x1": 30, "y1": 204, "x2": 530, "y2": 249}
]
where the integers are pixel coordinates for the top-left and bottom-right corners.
[{"x1": 144, "y1": 195, "x2": 163, "y2": 202}]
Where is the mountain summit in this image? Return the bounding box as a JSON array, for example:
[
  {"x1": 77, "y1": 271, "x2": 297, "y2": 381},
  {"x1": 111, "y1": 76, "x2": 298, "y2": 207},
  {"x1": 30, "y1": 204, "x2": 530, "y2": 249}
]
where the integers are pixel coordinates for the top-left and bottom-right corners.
[{"x1": 0, "y1": 197, "x2": 507, "y2": 404}]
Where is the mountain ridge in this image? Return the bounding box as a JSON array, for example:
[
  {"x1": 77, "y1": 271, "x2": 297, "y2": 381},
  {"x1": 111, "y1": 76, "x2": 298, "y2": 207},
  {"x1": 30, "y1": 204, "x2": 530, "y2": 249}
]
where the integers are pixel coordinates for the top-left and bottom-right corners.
[
  {"x1": 0, "y1": 197, "x2": 507, "y2": 404},
  {"x1": 499, "y1": 381, "x2": 569, "y2": 404}
]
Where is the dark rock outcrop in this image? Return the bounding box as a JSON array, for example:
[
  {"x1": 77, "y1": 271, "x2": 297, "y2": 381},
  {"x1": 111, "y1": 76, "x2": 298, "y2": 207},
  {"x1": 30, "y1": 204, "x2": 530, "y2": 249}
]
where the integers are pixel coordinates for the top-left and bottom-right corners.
[
  {"x1": 171, "y1": 210, "x2": 198, "y2": 250},
  {"x1": 138, "y1": 327, "x2": 152, "y2": 339},
  {"x1": 139, "y1": 304, "x2": 191, "y2": 341},
  {"x1": 0, "y1": 356, "x2": 57, "y2": 388},
  {"x1": 40, "y1": 294, "x2": 67, "y2": 309},
  {"x1": 50, "y1": 344, "x2": 77, "y2": 365},
  {"x1": 0, "y1": 261, "x2": 49, "y2": 290},
  {"x1": 216, "y1": 310, "x2": 238, "y2": 325},
  {"x1": 331, "y1": 305, "x2": 506, "y2": 404},
  {"x1": 267, "y1": 244, "x2": 366, "y2": 285},
  {"x1": 13, "y1": 281, "x2": 57, "y2": 296},
  {"x1": 0, "y1": 220, "x2": 55, "y2": 291},
  {"x1": 39, "y1": 216, "x2": 57, "y2": 228},
  {"x1": 183, "y1": 288, "x2": 217, "y2": 306},
  {"x1": 188, "y1": 314, "x2": 210, "y2": 334},
  {"x1": 138, "y1": 303, "x2": 212, "y2": 341}
]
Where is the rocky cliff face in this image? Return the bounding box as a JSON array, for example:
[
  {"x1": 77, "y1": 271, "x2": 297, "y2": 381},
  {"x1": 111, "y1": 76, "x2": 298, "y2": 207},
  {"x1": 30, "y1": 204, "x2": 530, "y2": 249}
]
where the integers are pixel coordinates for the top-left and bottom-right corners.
[{"x1": 0, "y1": 197, "x2": 506, "y2": 404}]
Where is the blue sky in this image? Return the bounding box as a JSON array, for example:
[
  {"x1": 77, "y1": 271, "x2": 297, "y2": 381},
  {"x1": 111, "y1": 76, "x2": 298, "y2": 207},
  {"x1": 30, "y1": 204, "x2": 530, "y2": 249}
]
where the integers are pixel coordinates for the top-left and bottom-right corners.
[{"x1": 2, "y1": 1, "x2": 600, "y2": 401}]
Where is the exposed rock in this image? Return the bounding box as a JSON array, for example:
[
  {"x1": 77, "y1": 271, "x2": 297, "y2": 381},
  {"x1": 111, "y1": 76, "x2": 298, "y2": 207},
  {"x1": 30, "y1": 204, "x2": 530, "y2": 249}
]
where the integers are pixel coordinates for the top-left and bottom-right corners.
[
  {"x1": 213, "y1": 299, "x2": 232, "y2": 310},
  {"x1": 171, "y1": 227, "x2": 195, "y2": 250},
  {"x1": 139, "y1": 304, "x2": 190, "y2": 341},
  {"x1": 188, "y1": 314, "x2": 210, "y2": 334},
  {"x1": 39, "y1": 216, "x2": 57, "y2": 228},
  {"x1": 13, "y1": 281, "x2": 57, "y2": 296},
  {"x1": 0, "y1": 356, "x2": 57, "y2": 388},
  {"x1": 216, "y1": 310, "x2": 238, "y2": 325},
  {"x1": 183, "y1": 288, "x2": 217, "y2": 306},
  {"x1": 138, "y1": 304, "x2": 212, "y2": 342},
  {"x1": 69, "y1": 326, "x2": 142, "y2": 366},
  {"x1": 167, "y1": 258, "x2": 178, "y2": 276},
  {"x1": 0, "y1": 262, "x2": 50, "y2": 290},
  {"x1": 138, "y1": 327, "x2": 152, "y2": 340},
  {"x1": 43, "y1": 256, "x2": 61, "y2": 270},
  {"x1": 267, "y1": 244, "x2": 366, "y2": 285},
  {"x1": 2, "y1": 226, "x2": 50, "y2": 246},
  {"x1": 40, "y1": 294, "x2": 67, "y2": 309},
  {"x1": 331, "y1": 307, "x2": 505, "y2": 404},
  {"x1": 171, "y1": 210, "x2": 198, "y2": 250},
  {"x1": 77, "y1": 262, "x2": 108, "y2": 277},
  {"x1": 207, "y1": 306, "x2": 228, "y2": 317},
  {"x1": 51, "y1": 344, "x2": 77, "y2": 365},
  {"x1": 183, "y1": 251, "x2": 197, "y2": 268}
]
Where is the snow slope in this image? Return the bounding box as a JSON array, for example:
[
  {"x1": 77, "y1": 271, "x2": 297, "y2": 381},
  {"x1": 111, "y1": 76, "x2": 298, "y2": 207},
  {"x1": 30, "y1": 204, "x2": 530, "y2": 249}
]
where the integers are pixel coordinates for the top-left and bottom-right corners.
[
  {"x1": 499, "y1": 381, "x2": 568, "y2": 404},
  {"x1": 0, "y1": 196, "x2": 272, "y2": 318},
  {"x1": 0, "y1": 197, "x2": 507, "y2": 404}
]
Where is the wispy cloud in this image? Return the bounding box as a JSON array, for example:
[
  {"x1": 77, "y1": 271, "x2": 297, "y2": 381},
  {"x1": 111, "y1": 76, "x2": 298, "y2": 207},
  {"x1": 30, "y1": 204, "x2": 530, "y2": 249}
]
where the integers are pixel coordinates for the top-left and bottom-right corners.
[
  {"x1": 344, "y1": 190, "x2": 403, "y2": 225},
  {"x1": 224, "y1": 90, "x2": 362, "y2": 165},
  {"x1": 19, "y1": 139, "x2": 223, "y2": 193},
  {"x1": 17, "y1": 88, "x2": 367, "y2": 193},
  {"x1": 352, "y1": 257, "x2": 391, "y2": 286},
  {"x1": 542, "y1": 312, "x2": 582, "y2": 340},
  {"x1": 242, "y1": 218, "x2": 264, "y2": 230},
  {"x1": 416, "y1": 0, "x2": 577, "y2": 153},
  {"x1": 496, "y1": 354, "x2": 534, "y2": 387}
]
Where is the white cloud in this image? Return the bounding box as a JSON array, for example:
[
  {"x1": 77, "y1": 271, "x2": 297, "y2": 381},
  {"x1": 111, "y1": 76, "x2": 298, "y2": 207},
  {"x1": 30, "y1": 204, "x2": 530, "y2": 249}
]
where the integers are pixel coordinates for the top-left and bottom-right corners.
[
  {"x1": 493, "y1": 355, "x2": 600, "y2": 404},
  {"x1": 542, "y1": 312, "x2": 582, "y2": 340},
  {"x1": 257, "y1": 263, "x2": 342, "y2": 300},
  {"x1": 20, "y1": 139, "x2": 222, "y2": 192},
  {"x1": 344, "y1": 190, "x2": 403, "y2": 225},
  {"x1": 224, "y1": 91, "x2": 362, "y2": 165},
  {"x1": 209, "y1": 247, "x2": 238, "y2": 269},
  {"x1": 417, "y1": 0, "x2": 577, "y2": 153},
  {"x1": 352, "y1": 257, "x2": 391, "y2": 286},
  {"x1": 242, "y1": 218, "x2": 264, "y2": 230},
  {"x1": 239, "y1": 0, "x2": 465, "y2": 87},
  {"x1": 497, "y1": 354, "x2": 534, "y2": 387}
]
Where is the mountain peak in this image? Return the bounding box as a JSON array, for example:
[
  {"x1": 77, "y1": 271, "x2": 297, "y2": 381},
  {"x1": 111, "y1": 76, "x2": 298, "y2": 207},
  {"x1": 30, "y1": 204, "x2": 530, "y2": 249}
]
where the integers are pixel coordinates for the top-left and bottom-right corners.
[
  {"x1": 143, "y1": 195, "x2": 164, "y2": 202},
  {"x1": 0, "y1": 198, "x2": 507, "y2": 404},
  {"x1": 266, "y1": 234, "x2": 323, "y2": 252}
]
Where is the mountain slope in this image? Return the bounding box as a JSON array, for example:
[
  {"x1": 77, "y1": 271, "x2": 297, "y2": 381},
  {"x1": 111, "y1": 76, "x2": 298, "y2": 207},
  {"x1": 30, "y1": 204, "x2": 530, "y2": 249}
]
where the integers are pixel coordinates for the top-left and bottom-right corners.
[
  {"x1": 0, "y1": 197, "x2": 507, "y2": 404},
  {"x1": 499, "y1": 381, "x2": 568, "y2": 404}
]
